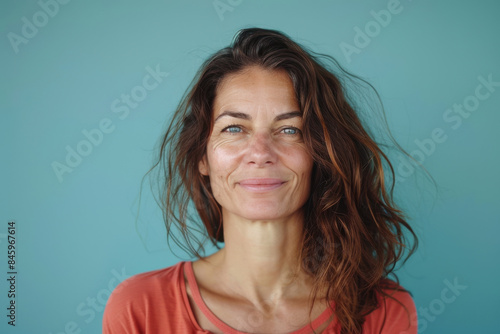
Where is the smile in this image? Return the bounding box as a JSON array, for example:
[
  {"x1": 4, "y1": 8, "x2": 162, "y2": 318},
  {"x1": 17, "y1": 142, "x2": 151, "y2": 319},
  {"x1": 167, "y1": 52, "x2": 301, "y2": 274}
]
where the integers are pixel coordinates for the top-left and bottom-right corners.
[{"x1": 237, "y1": 178, "x2": 286, "y2": 192}]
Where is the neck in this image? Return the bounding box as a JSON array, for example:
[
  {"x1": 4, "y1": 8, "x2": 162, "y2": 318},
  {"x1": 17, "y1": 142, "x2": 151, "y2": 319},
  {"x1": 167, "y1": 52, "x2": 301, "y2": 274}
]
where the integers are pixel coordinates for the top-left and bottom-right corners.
[{"x1": 213, "y1": 209, "x2": 312, "y2": 307}]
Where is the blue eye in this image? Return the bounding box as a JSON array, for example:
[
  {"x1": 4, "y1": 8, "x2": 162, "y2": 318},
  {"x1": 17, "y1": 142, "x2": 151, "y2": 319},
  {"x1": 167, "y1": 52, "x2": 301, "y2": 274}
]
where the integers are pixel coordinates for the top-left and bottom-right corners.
[
  {"x1": 223, "y1": 125, "x2": 242, "y2": 133},
  {"x1": 281, "y1": 127, "x2": 300, "y2": 135}
]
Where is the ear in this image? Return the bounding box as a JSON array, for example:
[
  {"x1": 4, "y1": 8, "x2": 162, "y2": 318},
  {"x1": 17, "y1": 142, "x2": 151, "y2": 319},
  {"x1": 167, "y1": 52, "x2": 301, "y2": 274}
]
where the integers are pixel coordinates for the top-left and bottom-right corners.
[{"x1": 198, "y1": 155, "x2": 209, "y2": 176}]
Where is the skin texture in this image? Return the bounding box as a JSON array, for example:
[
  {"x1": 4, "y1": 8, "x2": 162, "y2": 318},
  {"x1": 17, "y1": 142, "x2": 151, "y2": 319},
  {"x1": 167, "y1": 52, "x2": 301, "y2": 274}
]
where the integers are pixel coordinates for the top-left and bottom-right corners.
[
  {"x1": 198, "y1": 65, "x2": 313, "y2": 223},
  {"x1": 190, "y1": 66, "x2": 332, "y2": 332}
]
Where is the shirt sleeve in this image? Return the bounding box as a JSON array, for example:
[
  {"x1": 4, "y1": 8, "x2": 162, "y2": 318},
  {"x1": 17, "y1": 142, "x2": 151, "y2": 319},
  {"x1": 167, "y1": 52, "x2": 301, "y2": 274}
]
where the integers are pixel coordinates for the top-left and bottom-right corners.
[
  {"x1": 363, "y1": 288, "x2": 418, "y2": 334},
  {"x1": 102, "y1": 279, "x2": 145, "y2": 334}
]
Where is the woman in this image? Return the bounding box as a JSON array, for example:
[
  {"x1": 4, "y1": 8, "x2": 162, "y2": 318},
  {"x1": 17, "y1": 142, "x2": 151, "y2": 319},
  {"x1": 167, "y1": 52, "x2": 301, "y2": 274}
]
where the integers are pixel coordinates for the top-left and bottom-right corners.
[{"x1": 103, "y1": 27, "x2": 418, "y2": 333}]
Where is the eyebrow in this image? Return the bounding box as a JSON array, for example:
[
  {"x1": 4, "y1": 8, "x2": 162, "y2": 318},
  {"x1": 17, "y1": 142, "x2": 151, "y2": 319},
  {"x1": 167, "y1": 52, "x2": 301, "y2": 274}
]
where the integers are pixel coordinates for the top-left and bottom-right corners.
[{"x1": 214, "y1": 111, "x2": 302, "y2": 123}]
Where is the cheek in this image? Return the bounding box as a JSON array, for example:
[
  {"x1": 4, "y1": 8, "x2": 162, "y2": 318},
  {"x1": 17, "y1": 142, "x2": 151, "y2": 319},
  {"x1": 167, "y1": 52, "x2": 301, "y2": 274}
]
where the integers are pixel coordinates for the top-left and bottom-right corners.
[
  {"x1": 280, "y1": 146, "x2": 313, "y2": 175},
  {"x1": 207, "y1": 141, "x2": 242, "y2": 171},
  {"x1": 206, "y1": 143, "x2": 242, "y2": 189}
]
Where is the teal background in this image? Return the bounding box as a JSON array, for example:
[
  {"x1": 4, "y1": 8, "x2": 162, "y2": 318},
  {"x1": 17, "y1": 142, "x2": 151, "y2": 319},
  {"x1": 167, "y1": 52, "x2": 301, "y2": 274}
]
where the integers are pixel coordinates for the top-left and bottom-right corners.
[{"x1": 1, "y1": 0, "x2": 499, "y2": 333}]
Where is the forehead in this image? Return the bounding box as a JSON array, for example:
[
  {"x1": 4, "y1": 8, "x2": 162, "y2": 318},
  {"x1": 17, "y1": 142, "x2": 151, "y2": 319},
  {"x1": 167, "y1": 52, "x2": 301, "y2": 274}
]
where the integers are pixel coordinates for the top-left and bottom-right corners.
[{"x1": 212, "y1": 66, "x2": 298, "y2": 116}]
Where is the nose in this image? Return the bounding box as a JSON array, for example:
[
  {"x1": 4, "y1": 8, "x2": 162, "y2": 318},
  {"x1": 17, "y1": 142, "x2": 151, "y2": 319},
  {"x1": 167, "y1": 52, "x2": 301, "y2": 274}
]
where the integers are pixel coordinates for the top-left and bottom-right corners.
[{"x1": 245, "y1": 131, "x2": 277, "y2": 166}]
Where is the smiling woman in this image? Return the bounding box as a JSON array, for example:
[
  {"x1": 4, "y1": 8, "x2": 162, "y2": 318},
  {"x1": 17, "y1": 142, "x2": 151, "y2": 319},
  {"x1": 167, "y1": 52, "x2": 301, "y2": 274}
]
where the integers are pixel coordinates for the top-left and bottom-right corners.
[
  {"x1": 198, "y1": 67, "x2": 313, "y2": 223},
  {"x1": 103, "y1": 28, "x2": 418, "y2": 334}
]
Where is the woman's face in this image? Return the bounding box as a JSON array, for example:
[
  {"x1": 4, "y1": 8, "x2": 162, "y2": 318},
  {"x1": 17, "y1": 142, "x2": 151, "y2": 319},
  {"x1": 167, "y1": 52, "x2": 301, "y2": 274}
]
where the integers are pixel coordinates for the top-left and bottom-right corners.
[{"x1": 199, "y1": 66, "x2": 313, "y2": 222}]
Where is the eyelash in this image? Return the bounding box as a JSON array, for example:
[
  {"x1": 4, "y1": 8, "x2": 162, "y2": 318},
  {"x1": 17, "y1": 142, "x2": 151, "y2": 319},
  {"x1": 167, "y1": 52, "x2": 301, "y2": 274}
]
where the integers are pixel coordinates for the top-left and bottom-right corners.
[
  {"x1": 281, "y1": 127, "x2": 301, "y2": 135},
  {"x1": 222, "y1": 124, "x2": 243, "y2": 134},
  {"x1": 221, "y1": 124, "x2": 302, "y2": 135}
]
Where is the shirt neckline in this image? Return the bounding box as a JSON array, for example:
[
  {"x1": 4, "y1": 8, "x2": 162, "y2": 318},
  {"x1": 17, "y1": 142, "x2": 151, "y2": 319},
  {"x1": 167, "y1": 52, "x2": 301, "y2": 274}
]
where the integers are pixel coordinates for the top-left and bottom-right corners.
[{"x1": 182, "y1": 260, "x2": 337, "y2": 334}]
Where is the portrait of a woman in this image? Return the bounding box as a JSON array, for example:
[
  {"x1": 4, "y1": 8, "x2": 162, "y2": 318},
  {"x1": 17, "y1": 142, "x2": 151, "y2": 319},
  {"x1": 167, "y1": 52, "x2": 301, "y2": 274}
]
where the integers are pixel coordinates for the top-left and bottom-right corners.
[{"x1": 103, "y1": 27, "x2": 418, "y2": 334}]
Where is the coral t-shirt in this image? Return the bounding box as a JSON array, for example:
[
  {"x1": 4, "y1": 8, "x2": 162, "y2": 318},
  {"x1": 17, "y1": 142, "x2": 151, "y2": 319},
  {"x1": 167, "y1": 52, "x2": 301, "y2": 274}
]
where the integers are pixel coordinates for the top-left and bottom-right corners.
[{"x1": 103, "y1": 261, "x2": 417, "y2": 333}]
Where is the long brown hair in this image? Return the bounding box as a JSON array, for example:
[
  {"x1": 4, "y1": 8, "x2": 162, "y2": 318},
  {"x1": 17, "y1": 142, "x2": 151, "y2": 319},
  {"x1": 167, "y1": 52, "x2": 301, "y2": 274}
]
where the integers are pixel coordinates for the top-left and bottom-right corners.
[{"x1": 148, "y1": 27, "x2": 418, "y2": 333}]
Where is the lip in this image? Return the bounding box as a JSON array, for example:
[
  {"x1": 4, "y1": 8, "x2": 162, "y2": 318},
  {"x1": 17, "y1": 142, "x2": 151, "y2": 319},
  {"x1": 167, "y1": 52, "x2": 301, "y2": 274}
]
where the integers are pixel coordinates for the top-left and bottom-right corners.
[{"x1": 237, "y1": 178, "x2": 286, "y2": 192}]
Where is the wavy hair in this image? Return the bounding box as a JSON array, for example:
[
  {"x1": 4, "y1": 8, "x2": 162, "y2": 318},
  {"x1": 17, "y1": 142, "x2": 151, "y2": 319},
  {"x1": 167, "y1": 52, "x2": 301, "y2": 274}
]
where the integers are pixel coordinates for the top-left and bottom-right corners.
[{"x1": 147, "y1": 27, "x2": 418, "y2": 333}]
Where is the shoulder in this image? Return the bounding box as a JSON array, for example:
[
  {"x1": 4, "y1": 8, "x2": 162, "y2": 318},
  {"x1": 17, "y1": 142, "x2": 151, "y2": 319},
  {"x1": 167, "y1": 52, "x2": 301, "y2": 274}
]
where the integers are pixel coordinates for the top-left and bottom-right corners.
[
  {"x1": 106, "y1": 261, "x2": 182, "y2": 306},
  {"x1": 112, "y1": 261, "x2": 182, "y2": 295},
  {"x1": 362, "y1": 279, "x2": 418, "y2": 334},
  {"x1": 102, "y1": 261, "x2": 185, "y2": 334}
]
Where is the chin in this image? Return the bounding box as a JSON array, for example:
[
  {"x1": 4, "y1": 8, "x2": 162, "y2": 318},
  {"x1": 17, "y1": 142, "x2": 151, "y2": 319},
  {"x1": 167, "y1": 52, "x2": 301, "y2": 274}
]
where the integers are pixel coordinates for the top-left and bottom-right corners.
[{"x1": 237, "y1": 203, "x2": 298, "y2": 222}]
